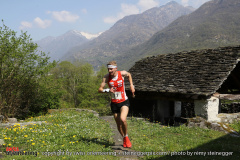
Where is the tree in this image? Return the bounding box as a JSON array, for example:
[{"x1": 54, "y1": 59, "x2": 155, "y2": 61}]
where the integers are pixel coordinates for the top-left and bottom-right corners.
[
  {"x1": 93, "y1": 65, "x2": 110, "y2": 106},
  {"x1": 51, "y1": 61, "x2": 78, "y2": 107},
  {"x1": 50, "y1": 61, "x2": 110, "y2": 109},
  {"x1": 0, "y1": 20, "x2": 58, "y2": 118}
]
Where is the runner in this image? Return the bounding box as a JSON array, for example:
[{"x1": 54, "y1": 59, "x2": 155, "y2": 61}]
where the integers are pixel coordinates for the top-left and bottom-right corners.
[{"x1": 98, "y1": 61, "x2": 135, "y2": 148}]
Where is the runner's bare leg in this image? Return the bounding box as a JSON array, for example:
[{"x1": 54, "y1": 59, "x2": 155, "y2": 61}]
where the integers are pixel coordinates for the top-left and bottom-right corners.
[
  {"x1": 120, "y1": 106, "x2": 129, "y2": 136},
  {"x1": 114, "y1": 105, "x2": 129, "y2": 137},
  {"x1": 114, "y1": 113, "x2": 124, "y2": 137}
]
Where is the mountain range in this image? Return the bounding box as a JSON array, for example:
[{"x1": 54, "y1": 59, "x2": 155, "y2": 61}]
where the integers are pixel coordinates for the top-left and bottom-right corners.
[
  {"x1": 117, "y1": 0, "x2": 240, "y2": 69},
  {"x1": 36, "y1": 1, "x2": 193, "y2": 67},
  {"x1": 36, "y1": 0, "x2": 240, "y2": 71},
  {"x1": 36, "y1": 30, "x2": 102, "y2": 61},
  {"x1": 62, "y1": 1, "x2": 194, "y2": 69}
]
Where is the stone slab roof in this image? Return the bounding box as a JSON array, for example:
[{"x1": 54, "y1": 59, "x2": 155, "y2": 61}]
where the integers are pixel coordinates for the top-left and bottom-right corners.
[{"x1": 127, "y1": 46, "x2": 240, "y2": 98}]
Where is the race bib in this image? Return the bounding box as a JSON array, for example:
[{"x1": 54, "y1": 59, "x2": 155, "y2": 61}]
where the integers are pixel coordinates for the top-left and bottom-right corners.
[{"x1": 111, "y1": 92, "x2": 122, "y2": 100}]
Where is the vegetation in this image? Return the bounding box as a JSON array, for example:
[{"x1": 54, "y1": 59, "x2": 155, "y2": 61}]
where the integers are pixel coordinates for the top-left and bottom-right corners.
[
  {"x1": 1, "y1": 18, "x2": 239, "y2": 160},
  {"x1": 229, "y1": 120, "x2": 240, "y2": 133},
  {"x1": 50, "y1": 62, "x2": 111, "y2": 115},
  {"x1": 0, "y1": 22, "x2": 111, "y2": 119},
  {"x1": 220, "y1": 100, "x2": 240, "y2": 113},
  {"x1": 1, "y1": 110, "x2": 239, "y2": 160},
  {"x1": 0, "y1": 21, "x2": 59, "y2": 119},
  {"x1": 0, "y1": 110, "x2": 115, "y2": 159},
  {"x1": 128, "y1": 118, "x2": 240, "y2": 160}
]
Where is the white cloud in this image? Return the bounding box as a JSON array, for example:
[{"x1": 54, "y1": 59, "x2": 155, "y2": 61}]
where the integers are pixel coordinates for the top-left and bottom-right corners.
[
  {"x1": 104, "y1": 3, "x2": 139, "y2": 24},
  {"x1": 181, "y1": 0, "x2": 189, "y2": 7},
  {"x1": 103, "y1": 17, "x2": 119, "y2": 24},
  {"x1": 104, "y1": 0, "x2": 159, "y2": 24},
  {"x1": 138, "y1": 0, "x2": 159, "y2": 12},
  {"x1": 19, "y1": 18, "x2": 51, "y2": 30},
  {"x1": 48, "y1": 10, "x2": 79, "y2": 22},
  {"x1": 34, "y1": 17, "x2": 52, "y2": 29},
  {"x1": 19, "y1": 21, "x2": 32, "y2": 30},
  {"x1": 104, "y1": 3, "x2": 140, "y2": 24},
  {"x1": 19, "y1": 10, "x2": 79, "y2": 30}
]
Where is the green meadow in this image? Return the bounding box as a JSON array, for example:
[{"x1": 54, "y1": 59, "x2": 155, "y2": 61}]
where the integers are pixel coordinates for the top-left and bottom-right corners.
[{"x1": 0, "y1": 110, "x2": 239, "y2": 160}]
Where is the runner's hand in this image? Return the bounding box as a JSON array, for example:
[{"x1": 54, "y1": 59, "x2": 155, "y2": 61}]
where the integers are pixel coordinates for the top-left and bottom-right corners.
[
  {"x1": 130, "y1": 85, "x2": 135, "y2": 98},
  {"x1": 110, "y1": 87, "x2": 116, "y2": 93}
]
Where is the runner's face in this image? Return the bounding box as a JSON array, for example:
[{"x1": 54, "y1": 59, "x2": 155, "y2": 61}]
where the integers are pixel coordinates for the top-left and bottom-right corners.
[{"x1": 108, "y1": 68, "x2": 117, "y2": 76}]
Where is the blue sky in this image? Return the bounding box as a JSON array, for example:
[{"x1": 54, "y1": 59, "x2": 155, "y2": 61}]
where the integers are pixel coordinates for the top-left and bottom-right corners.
[{"x1": 0, "y1": 0, "x2": 210, "y2": 41}]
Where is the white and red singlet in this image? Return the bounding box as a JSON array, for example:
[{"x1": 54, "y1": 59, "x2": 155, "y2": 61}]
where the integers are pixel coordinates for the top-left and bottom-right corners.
[{"x1": 108, "y1": 71, "x2": 128, "y2": 103}]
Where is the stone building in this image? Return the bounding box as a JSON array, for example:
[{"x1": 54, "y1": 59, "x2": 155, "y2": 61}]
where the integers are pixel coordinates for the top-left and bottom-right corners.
[{"x1": 126, "y1": 46, "x2": 240, "y2": 124}]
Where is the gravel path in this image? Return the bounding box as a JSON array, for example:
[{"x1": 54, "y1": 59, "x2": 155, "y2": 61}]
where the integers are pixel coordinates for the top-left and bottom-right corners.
[{"x1": 100, "y1": 116, "x2": 142, "y2": 160}]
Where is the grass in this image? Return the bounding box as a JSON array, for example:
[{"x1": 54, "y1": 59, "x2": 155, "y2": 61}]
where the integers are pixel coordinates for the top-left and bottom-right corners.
[
  {"x1": 229, "y1": 120, "x2": 240, "y2": 133},
  {"x1": 128, "y1": 118, "x2": 240, "y2": 160},
  {"x1": 0, "y1": 110, "x2": 116, "y2": 160},
  {"x1": 1, "y1": 110, "x2": 239, "y2": 160}
]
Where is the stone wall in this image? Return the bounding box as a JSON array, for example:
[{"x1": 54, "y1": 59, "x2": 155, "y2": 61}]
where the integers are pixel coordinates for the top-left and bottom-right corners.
[
  {"x1": 186, "y1": 116, "x2": 240, "y2": 137},
  {"x1": 217, "y1": 112, "x2": 240, "y2": 123}
]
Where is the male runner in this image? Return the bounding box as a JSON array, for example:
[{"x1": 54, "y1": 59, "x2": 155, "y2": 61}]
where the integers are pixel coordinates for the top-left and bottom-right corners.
[{"x1": 98, "y1": 61, "x2": 135, "y2": 148}]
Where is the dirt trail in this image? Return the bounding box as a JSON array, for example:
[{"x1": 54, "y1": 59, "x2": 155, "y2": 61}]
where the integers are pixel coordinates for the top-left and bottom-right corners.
[{"x1": 100, "y1": 116, "x2": 142, "y2": 160}]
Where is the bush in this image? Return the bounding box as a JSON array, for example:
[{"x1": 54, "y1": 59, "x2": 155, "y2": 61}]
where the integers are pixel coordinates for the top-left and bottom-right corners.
[{"x1": 0, "y1": 20, "x2": 58, "y2": 118}]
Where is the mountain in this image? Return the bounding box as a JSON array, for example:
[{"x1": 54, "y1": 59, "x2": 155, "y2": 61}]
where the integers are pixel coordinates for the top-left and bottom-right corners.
[
  {"x1": 62, "y1": 1, "x2": 194, "y2": 68},
  {"x1": 79, "y1": 31, "x2": 103, "y2": 40},
  {"x1": 118, "y1": 0, "x2": 240, "y2": 69},
  {"x1": 36, "y1": 30, "x2": 102, "y2": 61}
]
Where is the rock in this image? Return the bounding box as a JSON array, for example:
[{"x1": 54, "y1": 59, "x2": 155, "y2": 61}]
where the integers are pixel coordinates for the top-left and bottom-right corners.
[
  {"x1": 186, "y1": 116, "x2": 240, "y2": 136},
  {"x1": 0, "y1": 115, "x2": 4, "y2": 123},
  {"x1": 75, "y1": 108, "x2": 99, "y2": 117},
  {"x1": 7, "y1": 118, "x2": 17, "y2": 123},
  {"x1": 0, "y1": 121, "x2": 46, "y2": 128},
  {"x1": 188, "y1": 122, "x2": 195, "y2": 128},
  {"x1": 211, "y1": 123, "x2": 220, "y2": 130},
  {"x1": 200, "y1": 121, "x2": 207, "y2": 129}
]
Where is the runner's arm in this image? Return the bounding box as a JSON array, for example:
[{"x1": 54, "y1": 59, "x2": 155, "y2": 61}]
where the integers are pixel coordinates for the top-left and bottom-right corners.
[
  {"x1": 121, "y1": 71, "x2": 135, "y2": 96},
  {"x1": 98, "y1": 74, "x2": 115, "y2": 93},
  {"x1": 98, "y1": 75, "x2": 108, "y2": 93}
]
